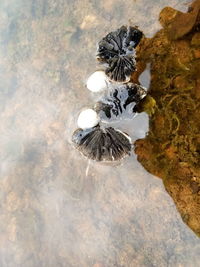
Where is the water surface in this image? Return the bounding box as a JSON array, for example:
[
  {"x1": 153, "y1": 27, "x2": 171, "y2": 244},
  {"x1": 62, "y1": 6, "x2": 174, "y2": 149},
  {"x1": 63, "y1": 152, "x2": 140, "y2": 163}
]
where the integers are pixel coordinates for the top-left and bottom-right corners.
[{"x1": 0, "y1": 0, "x2": 199, "y2": 266}]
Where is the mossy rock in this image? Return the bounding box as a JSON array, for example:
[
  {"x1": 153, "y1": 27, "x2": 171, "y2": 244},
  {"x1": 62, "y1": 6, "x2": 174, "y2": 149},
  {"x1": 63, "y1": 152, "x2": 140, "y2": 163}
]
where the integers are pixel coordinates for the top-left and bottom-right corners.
[{"x1": 134, "y1": 0, "x2": 200, "y2": 237}]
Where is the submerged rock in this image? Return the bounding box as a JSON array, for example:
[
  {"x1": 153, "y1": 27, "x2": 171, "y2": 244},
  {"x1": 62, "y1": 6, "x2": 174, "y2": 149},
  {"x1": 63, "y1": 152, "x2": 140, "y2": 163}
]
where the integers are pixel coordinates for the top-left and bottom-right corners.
[
  {"x1": 96, "y1": 25, "x2": 143, "y2": 82},
  {"x1": 72, "y1": 126, "x2": 132, "y2": 161}
]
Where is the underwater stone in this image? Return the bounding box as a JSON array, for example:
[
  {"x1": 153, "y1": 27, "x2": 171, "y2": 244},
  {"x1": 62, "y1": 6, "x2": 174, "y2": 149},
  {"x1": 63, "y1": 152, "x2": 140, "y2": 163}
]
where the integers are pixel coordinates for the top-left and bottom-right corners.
[
  {"x1": 96, "y1": 26, "x2": 143, "y2": 83},
  {"x1": 86, "y1": 71, "x2": 110, "y2": 92},
  {"x1": 94, "y1": 83, "x2": 147, "y2": 122},
  {"x1": 72, "y1": 126, "x2": 132, "y2": 161},
  {"x1": 77, "y1": 109, "x2": 100, "y2": 129}
]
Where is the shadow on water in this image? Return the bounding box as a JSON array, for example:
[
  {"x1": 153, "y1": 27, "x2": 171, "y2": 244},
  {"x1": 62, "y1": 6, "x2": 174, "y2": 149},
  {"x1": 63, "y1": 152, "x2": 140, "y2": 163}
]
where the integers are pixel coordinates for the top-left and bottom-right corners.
[{"x1": 133, "y1": 0, "x2": 200, "y2": 237}]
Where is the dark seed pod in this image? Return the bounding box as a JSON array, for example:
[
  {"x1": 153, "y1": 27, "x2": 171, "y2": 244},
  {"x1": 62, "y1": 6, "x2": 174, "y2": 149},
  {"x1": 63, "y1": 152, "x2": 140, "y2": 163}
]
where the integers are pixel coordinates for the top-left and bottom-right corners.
[
  {"x1": 94, "y1": 83, "x2": 147, "y2": 122},
  {"x1": 96, "y1": 26, "x2": 143, "y2": 82},
  {"x1": 72, "y1": 126, "x2": 132, "y2": 161}
]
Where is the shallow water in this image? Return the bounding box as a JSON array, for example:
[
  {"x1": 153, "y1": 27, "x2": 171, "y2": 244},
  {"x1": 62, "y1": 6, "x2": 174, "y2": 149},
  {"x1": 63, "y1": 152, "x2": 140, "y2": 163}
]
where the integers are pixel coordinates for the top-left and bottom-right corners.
[{"x1": 0, "y1": 0, "x2": 200, "y2": 266}]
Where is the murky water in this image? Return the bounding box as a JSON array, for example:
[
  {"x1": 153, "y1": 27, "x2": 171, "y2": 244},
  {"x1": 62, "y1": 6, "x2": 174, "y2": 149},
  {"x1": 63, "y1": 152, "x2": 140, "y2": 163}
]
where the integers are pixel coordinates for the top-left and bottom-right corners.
[{"x1": 0, "y1": 0, "x2": 200, "y2": 266}]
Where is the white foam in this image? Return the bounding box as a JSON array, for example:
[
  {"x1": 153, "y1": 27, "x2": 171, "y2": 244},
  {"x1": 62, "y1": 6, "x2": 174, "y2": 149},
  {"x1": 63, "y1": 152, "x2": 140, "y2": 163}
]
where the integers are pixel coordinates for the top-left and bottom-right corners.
[
  {"x1": 86, "y1": 71, "x2": 109, "y2": 92},
  {"x1": 77, "y1": 109, "x2": 99, "y2": 129}
]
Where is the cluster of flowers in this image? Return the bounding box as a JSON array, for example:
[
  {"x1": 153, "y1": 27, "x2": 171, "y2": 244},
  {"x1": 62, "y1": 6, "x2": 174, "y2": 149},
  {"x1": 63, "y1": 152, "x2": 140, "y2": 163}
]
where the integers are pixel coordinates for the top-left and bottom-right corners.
[{"x1": 72, "y1": 26, "x2": 147, "y2": 162}]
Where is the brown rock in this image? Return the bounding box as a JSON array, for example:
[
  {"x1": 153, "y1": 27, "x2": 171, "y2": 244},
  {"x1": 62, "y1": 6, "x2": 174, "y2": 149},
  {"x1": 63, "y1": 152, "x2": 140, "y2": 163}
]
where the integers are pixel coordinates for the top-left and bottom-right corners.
[
  {"x1": 134, "y1": 0, "x2": 200, "y2": 237},
  {"x1": 193, "y1": 49, "x2": 200, "y2": 58},
  {"x1": 160, "y1": 0, "x2": 200, "y2": 40},
  {"x1": 191, "y1": 32, "x2": 200, "y2": 46}
]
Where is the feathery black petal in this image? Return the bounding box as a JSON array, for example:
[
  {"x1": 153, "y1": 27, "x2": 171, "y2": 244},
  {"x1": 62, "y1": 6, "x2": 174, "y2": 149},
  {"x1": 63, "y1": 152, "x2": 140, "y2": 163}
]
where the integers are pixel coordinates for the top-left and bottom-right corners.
[
  {"x1": 72, "y1": 126, "x2": 132, "y2": 161},
  {"x1": 96, "y1": 26, "x2": 143, "y2": 82}
]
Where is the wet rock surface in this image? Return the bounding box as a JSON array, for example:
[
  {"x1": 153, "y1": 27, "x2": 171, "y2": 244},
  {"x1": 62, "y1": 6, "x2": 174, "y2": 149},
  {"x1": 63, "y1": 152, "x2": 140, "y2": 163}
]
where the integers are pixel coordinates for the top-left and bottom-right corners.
[
  {"x1": 159, "y1": 0, "x2": 200, "y2": 40},
  {"x1": 134, "y1": 0, "x2": 200, "y2": 237}
]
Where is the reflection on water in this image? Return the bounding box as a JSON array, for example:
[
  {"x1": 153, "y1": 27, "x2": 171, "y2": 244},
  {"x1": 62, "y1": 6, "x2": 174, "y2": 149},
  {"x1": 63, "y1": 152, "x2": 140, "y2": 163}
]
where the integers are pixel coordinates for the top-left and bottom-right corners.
[
  {"x1": 139, "y1": 63, "x2": 151, "y2": 89},
  {"x1": 0, "y1": 0, "x2": 199, "y2": 266}
]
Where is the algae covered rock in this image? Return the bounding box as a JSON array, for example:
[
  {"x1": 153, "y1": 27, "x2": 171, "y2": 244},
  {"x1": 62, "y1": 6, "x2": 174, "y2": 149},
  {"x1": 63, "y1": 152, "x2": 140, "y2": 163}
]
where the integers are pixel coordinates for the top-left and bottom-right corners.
[
  {"x1": 134, "y1": 0, "x2": 200, "y2": 237},
  {"x1": 159, "y1": 0, "x2": 200, "y2": 40}
]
